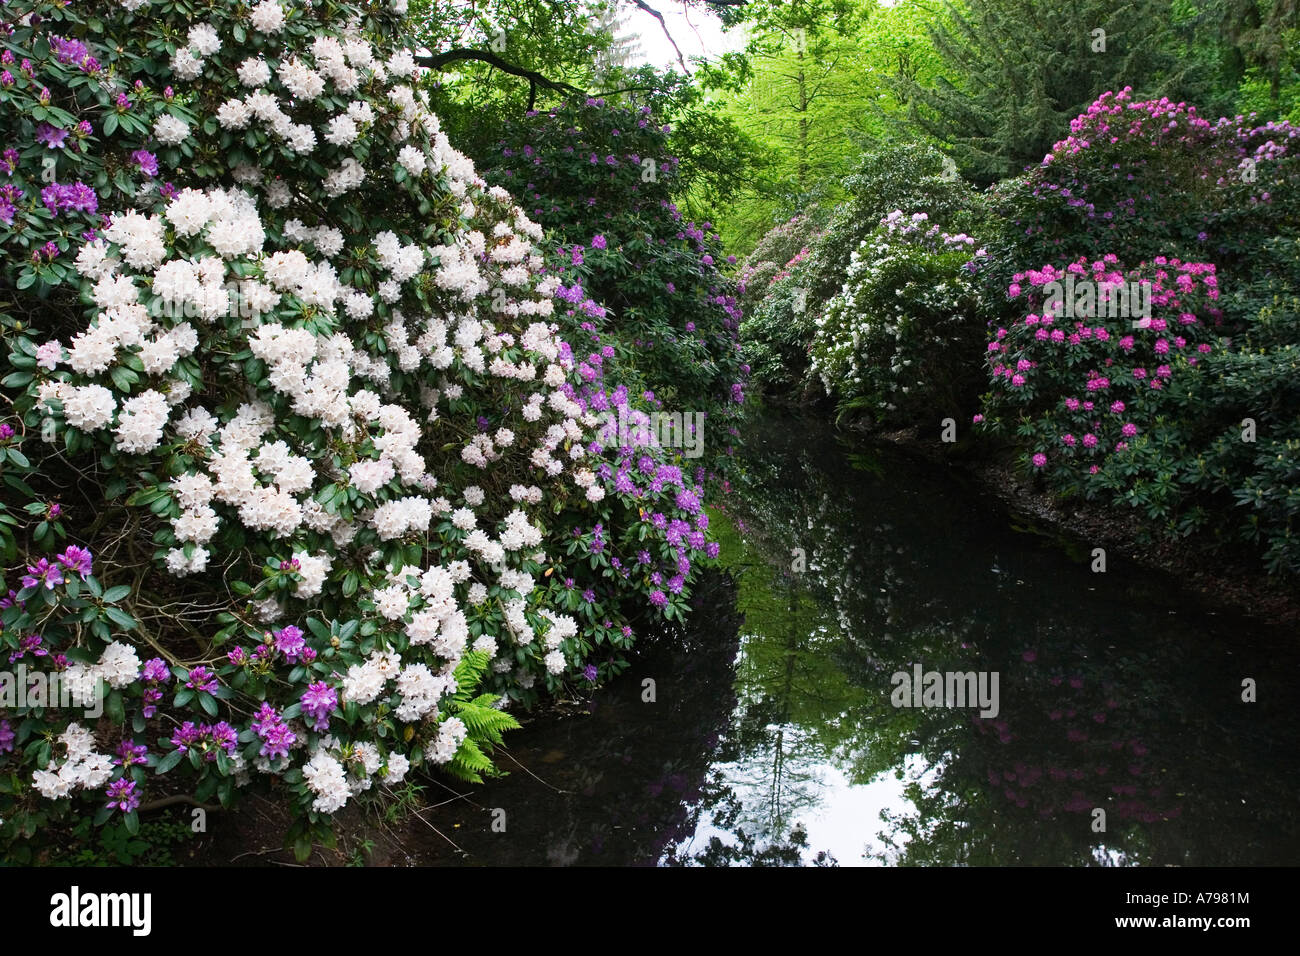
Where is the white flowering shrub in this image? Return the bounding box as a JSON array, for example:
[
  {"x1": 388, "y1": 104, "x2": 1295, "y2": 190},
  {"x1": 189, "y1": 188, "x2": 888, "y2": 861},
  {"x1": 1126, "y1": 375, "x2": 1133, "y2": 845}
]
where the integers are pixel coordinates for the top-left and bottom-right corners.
[
  {"x1": 0, "y1": 0, "x2": 720, "y2": 858},
  {"x1": 810, "y1": 211, "x2": 992, "y2": 425}
]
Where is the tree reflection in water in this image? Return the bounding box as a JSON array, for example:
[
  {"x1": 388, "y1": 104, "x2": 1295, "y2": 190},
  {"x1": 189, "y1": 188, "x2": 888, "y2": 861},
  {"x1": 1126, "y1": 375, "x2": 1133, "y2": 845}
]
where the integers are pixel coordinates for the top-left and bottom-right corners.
[{"x1": 405, "y1": 411, "x2": 1300, "y2": 866}]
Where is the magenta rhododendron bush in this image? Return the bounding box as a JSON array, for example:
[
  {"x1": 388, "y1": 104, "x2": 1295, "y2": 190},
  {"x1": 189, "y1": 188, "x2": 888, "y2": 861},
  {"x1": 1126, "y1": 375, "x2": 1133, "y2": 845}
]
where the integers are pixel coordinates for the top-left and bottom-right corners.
[
  {"x1": 969, "y1": 90, "x2": 1300, "y2": 574},
  {"x1": 979, "y1": 255, "x2": 1223, "y2": 477},
  {"x1": 0, "y1": 0, "x2": 723, "y2": 856},
  {"x1": 985, "y1": 87, "x2": 1300, "y2": 297}
]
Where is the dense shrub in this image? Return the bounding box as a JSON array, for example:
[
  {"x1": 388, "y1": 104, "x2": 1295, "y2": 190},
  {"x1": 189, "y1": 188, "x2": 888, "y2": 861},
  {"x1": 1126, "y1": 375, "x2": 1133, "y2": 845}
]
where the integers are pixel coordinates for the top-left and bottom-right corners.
[
  {"x1": 982, "y1": 89, "x2": 1300, "y2": 315},
  {"x1": 732, "y1": 214, "x2": 823, "y2": 396},
  {"x1": 975, "y1": 91, "x2": 1300, "y2": 575},
  {"x1": 1095, "y1": 238, "x2": 1300, "y2": 574},
  {"x1": 481, "y1": 99, "x2": 747, "y2": 438},
  {"x1": 804, "y1": 142, "x2": 987, "y2": 317},
  {"x1": 739, "y1": 259, "x2": 819, "y2": 395},
  {"x1": 738, "y1": 143, "x2": 984, "y2": 400},
  {"x1": 811, "y1": 211, "x2": 991, "y2": 424},
  {"x1": 973, "y1": 252, "x2": 1299, "y2": 573},
  {"x1": 735, "y1": 212, "x2": 824, "y2": 317},
  {"x1": 978, "y1": 255, "x2": 1222, "y2": 474},
  {"x1": 0, "y1": 0, "x2": 721, "y2": 859}
]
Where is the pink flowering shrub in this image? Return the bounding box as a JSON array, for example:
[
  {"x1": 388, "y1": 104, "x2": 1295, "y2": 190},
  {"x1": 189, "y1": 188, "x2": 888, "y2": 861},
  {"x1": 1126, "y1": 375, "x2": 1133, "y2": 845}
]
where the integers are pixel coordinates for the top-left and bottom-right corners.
[
  {"x1": 0, "y1": 0, "x2": 723, "y2": 860},
  {"x1": 738, "y1": 246, "x2": 821, "y2": 393},
  {"x1": 984, "y1": 88, "x2": 1300, "y2": 314},
  {"x1": 735, "y1": 212, "x2": 825, "y2": 315},
  {"x1": 735, "y1": 215, "x2": 825, "y2": 393},
  {"x1": 976, "y1": 91, "x2": 1300, "y2": 576},
  {"x1": 979, "y1": 254, "x2": 1221, "y2": 475},
  {"x1": 967, "y1": 252, "x2": 1300, "y2": 567},
  {"x1": 1090, "y1": 238, "x2": 1300, "y2": 575}
]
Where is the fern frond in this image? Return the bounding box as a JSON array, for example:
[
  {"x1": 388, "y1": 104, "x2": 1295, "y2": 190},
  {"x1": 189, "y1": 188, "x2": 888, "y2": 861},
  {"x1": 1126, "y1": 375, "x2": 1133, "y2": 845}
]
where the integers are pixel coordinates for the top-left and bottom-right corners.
[
  {"x1": 444, "y1": 738, "x2": 497, "y2": 784},
  {"x1": 451, "y1": 701, "x2": 520, "y2": 746},
  {"x1": 450, "y1": 650, "x2": 491, "y2": 706}
]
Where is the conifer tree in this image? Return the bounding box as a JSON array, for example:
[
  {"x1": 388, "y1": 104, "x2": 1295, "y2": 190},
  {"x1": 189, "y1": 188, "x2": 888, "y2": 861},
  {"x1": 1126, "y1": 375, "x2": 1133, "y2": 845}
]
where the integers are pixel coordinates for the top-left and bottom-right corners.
[{"x1": 902, "y1": 0, "x2": 1199, "y2": 182}]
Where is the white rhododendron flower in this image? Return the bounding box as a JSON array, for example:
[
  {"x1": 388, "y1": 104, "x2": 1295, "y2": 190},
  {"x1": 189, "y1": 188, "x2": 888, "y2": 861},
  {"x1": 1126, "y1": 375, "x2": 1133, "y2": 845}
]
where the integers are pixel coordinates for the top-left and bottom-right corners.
[
  {"x1": 152, "y1": 114, "x2": 191, "y2": 145},
  {"x1": 248, "y1": 0, "x2": 285, "y2": 34},
  {"x1": 237, "y1": 57, "x2": 271, "y2": 87}
]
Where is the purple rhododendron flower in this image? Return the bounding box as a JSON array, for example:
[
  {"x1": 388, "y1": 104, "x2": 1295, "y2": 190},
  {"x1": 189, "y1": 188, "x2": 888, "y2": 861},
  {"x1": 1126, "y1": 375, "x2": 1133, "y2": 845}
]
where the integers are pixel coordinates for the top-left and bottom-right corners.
[
  {"x1": 273, "y1": 625, "x2": 306, "y2": 662},
  {"x1": 105, "y1": 779, "x2": 140, "y2": 813},
  {"x1": 300, "y1": 681, "x2": 338, "y2": 732},
  {"x1": 55, "y1": 545, "x2": 93, "y2": 579},
  {"x1": 114, "y1": 741, "x2": 149, "y2": 767},
  {"x1": 36, "y1": 122, "x2": 67, "y2": 148},
  {"x1": 142, "y1": 657, "x2": 170, "y2": 683},
  {"x1": 21, "y1": 558, "x2": 63, "y2": 590},
  {"x1": 131, "y1": 149, "x2": 158, "y2": 177},
  {"x1": 185, "y1": 665, "x2": 218, "y2": 694}
]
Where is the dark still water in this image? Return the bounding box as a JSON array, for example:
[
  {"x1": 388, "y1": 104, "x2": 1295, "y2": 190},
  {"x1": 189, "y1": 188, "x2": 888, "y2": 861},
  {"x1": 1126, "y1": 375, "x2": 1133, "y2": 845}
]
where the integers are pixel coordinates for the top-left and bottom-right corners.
[{"x1": 417, "y1": 411, "x2": 1300, "y2": 866}]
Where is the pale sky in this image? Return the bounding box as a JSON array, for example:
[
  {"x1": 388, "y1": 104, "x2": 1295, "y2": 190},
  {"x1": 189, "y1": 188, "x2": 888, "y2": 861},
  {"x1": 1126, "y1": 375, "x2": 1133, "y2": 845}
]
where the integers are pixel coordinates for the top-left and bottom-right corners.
[{"x1": 624, "y1": 3, "x2": 739, "y2": 69}]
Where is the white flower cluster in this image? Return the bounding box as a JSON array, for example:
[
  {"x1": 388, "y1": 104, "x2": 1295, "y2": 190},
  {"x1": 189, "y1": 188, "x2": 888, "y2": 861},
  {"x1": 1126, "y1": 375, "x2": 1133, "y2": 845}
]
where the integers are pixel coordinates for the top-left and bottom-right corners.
[
  {"x1": 153, "y1": 114, "x2": 191, "y2": 146},
  {"x1": 31, "y1": 10, "x2": 641, "y2": 820},
  {"x1": 293, "y1": 551, "x2": 332, "y2": 599},
  {"x1": 391, "y1": 562, "x2": 472, "y2": 662},
  {"x1": 249, "y1": 0, "x2": 285, "y2": 35},
  {"x1": 341, "y1": 649, "x2": 401, "y2": 706},
  {"x1": 426, "y1": 716, "x2": 467, "y2": 764},
  {"x1": 499, "y1": 508, "x2": 544, "y2": 552},
  {"x1": 114, "y1": 389, "x2": 171, "y2": 454},
  {"x1": 302, "y1": 748, "x2": 350, "y2": 813},
  {"x1": 373, "y1": 231, "x2": 426, "y2": 285},
  {"x1": 31, "y1": 724, "x2": 115, "y2": 799},
  {"x1": 284, "y1": 219, "x2": 345, "y2": 258},
  {"x1": 53, "y1": 641, "x2": 143, "y2": 716},
  {"x1": 394, "y1": 662, "x2": 454, "y2": 721},
  {"x1": 170, "y1": 22, "x2": 221, "y2": 81},
  {"x1": 302, "y1": 738, "x2": 412, "y2": 814}
]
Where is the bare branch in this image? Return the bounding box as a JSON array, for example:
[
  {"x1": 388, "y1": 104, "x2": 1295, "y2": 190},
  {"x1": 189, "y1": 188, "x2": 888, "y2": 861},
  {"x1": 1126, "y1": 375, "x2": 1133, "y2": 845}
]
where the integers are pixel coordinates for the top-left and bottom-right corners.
[
  {"x1": 631, "y1": 0, "x2": 689, "y2": 74},
  {"x1": 137, "y1": 794, "x2": 223, "y2": 813}
]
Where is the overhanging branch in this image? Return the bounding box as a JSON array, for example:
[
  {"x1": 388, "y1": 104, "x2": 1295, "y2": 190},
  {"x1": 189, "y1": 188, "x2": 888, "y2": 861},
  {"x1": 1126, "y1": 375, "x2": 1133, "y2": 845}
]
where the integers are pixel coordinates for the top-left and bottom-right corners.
[{"x1": 415, "y1": 48, "x2": 585, "y2": 97}]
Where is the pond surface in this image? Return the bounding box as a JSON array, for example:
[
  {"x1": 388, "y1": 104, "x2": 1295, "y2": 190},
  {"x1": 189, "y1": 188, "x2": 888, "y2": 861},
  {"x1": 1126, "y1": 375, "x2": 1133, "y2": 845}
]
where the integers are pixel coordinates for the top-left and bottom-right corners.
[{"x1": 419, "y1": 411, "x2": 1300, "y2": 866}]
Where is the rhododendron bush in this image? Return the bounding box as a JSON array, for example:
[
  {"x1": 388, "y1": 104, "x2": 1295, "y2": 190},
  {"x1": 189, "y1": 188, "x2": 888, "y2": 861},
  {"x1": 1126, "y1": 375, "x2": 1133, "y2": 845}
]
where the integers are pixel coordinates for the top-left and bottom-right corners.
[
  {"x1": 973, "y1": 91, "x2": 1300, "y2": 576},
  {"x1": 810, "y1": 211, "x2": 992, "y2": 424},
  {"x1": 0, "y1": 0, "x2": 722, "y2": 858},
  {"x1": 736, "y1": 214, "x2": 824, "y2": 394},
  {"x1": 978, "y1": 255, "x2": 1223, "y2": 475},
  {"x1": 803, "y1": 143, "x2": 986, "y2": 324},
  {"x1": 481, "y1": 98, "x2": 748, "y2": 456},
  {"x1": 739, "y1": 143, "x2": 986, "y2": 402},
  {"x1": 735, "y1": 212, "x2": 824, "y2": 317},
  {"x1": 978, "y1": 251, "x2": 1300, "y2": 574},
  {"x1": 982, "y1": 88, "x2": 1300, "y2": 309}
]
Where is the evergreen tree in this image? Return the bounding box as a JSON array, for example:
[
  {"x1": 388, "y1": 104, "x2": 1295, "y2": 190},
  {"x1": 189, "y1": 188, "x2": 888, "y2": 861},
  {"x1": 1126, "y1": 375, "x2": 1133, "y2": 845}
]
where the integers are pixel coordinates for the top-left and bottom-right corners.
[
  {"x1": 902, "y1": 0, "x2": 1201, "y2": 182},
  {"x1": 1213, "y1": 0, "x2": 1300, "y2": 102}
]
